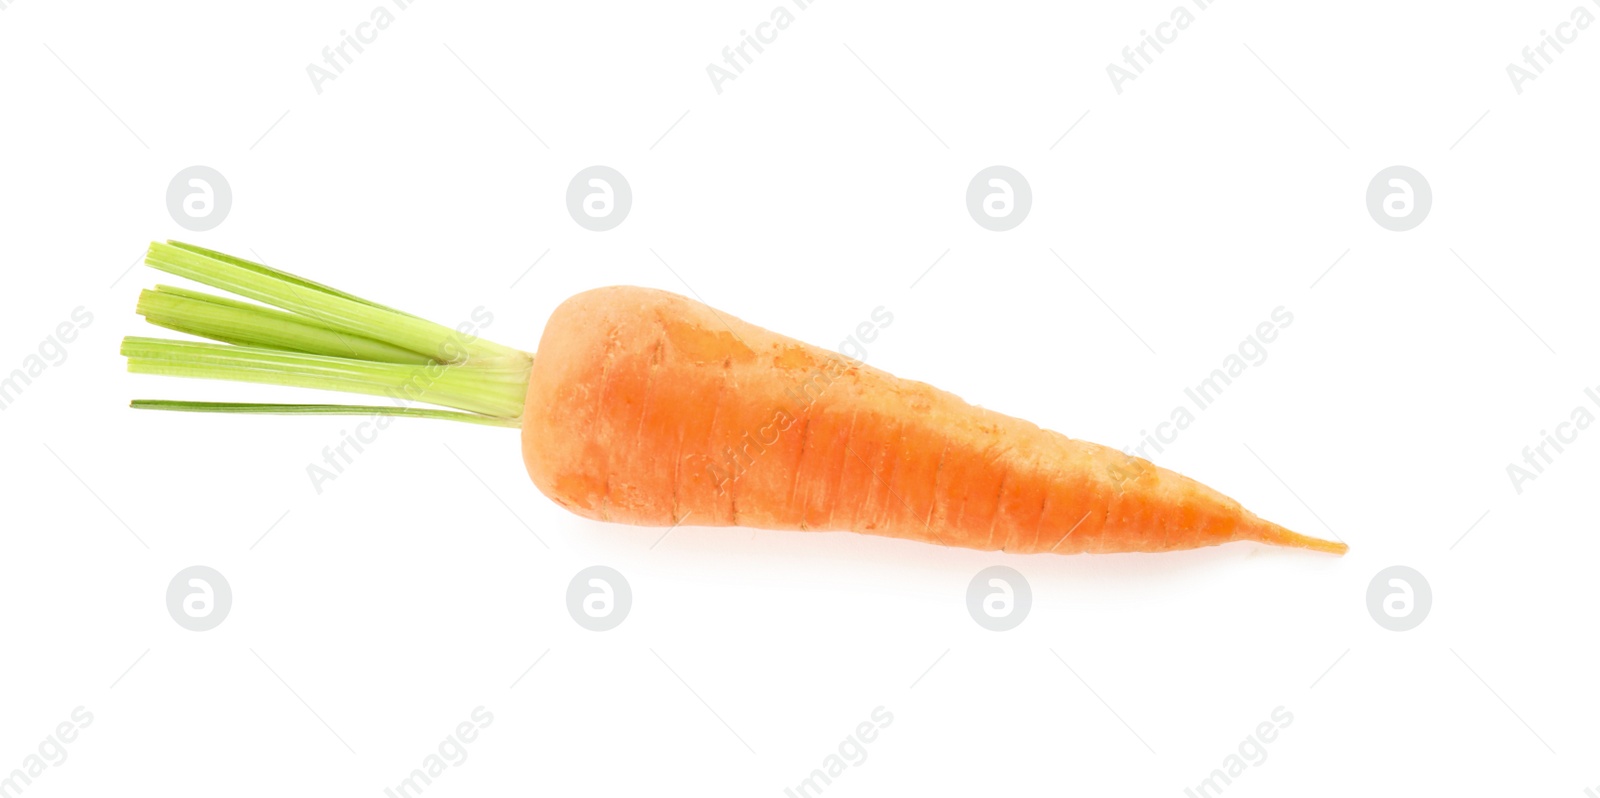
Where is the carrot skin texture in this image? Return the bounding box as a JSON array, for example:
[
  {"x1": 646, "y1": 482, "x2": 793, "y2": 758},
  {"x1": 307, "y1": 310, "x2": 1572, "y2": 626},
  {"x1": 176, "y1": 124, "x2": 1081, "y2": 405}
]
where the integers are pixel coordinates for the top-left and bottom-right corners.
[{"x1": 520, "y1": 287, "x2": 1346, "y2": 556}]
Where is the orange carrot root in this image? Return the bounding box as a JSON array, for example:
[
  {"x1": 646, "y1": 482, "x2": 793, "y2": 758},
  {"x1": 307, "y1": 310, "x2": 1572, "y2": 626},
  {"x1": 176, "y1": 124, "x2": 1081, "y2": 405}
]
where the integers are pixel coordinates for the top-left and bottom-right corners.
[{"x1": 521, "y1": 286, "x2": 1348, "y2": 557}]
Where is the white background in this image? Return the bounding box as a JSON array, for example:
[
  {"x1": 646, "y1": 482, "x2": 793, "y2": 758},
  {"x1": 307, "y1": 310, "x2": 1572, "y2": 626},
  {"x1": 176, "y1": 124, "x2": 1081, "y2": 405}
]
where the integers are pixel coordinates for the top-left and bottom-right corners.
[{"x1": 2, "y1": 1, "x2": 1598, "y2": 795}]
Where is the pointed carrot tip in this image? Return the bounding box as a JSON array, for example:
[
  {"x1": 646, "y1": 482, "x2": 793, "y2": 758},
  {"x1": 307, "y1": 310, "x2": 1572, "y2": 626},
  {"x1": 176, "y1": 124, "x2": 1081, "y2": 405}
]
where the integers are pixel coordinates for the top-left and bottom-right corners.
[
  {"x1": 1241, "y1": 518, "x2": 1348, "y2": 556},
  {"x1": 1297, "y1": 536, "x2": 1350, "y2": 556}
]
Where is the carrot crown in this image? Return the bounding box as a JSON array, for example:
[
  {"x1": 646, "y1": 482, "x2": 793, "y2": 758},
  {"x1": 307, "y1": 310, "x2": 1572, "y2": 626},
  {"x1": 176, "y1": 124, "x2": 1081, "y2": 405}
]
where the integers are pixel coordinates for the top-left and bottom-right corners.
[{"x1": 121, "y1": 241, "x2": 532, "y2": 428}]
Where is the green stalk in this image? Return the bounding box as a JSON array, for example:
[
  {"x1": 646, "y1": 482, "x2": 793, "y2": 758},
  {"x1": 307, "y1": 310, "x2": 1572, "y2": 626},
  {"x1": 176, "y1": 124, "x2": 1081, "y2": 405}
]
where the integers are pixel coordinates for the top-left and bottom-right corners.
[
  {"x1": 123, "y1": 337, "x2": 528, "y2": 418},
  {"x1": 124, "y1": 242, "x2": 534, "y2": 427},
  {"x1": 144, "y1": 241, "x2": 529, "y2": 364},
  {"x1": 138, "y1": 286, "x2": 432, "y2": 364},
  {"x1": 163, "y1": 242, "x2": 420, "y2": 317},
  {"x1": 130, "y1": 401, "x2": 522, "y2": 428}
]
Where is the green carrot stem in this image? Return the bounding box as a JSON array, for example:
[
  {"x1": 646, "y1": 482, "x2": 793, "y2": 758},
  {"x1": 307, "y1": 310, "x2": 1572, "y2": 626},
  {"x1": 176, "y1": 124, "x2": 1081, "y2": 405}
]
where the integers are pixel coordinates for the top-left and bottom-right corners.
[
  {"x1": 129, "y1": 400, "x2": 522, "y2": 428},
  {"x1": 122, "y1": 337, "x2": 528, "y2": 419},
  {"x1": 138, "y1": 286, "x2": 432, "y2": 364},
  {"x1": 144, "y1": 241, "x2": 528, "y2": 364},
  {"x1": 163, "y1": 242, "x2": 421, "y2": 317}
]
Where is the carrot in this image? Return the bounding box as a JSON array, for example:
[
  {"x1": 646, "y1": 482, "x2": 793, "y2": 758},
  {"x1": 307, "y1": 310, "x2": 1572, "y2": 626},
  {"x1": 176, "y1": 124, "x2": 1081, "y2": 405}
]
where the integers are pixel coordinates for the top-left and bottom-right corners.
[{"x1": 125, "y1": 241, "x2": 1346, "y2": 557}]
